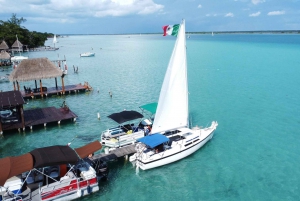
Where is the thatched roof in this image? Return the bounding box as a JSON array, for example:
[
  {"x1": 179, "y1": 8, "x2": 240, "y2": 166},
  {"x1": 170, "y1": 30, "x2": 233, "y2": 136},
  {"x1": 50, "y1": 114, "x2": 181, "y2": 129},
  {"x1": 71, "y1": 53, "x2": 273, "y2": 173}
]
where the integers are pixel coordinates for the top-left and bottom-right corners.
[
  {"x1": 11, "y1": 40, "x2": 23, "y2": 48},
  {"x1": 9, "y1": 58, "x2": 63, "y2": 82},
  {"x1": 0, "y1": 50, "x2": 10, "y2": 60},
  {"x1": 0, "y1": 40, "x2": 9, "y2": 50}
]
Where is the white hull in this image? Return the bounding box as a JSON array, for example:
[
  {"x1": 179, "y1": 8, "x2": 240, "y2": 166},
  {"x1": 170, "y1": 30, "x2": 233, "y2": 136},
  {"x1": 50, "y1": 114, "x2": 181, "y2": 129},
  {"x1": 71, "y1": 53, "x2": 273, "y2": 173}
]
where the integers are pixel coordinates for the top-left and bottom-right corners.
[
  {"x1": 80, "y1": 52, "x2": 95, "y2": 57},
  {"x1": 130, "y1": 121, "x2": 218, "y2": 170}
]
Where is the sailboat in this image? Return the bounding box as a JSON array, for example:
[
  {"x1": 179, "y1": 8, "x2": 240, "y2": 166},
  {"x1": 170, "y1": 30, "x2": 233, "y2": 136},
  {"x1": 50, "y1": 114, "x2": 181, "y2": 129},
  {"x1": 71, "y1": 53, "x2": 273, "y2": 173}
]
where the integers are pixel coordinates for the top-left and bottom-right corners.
[
  {"x1": 212, "y1": 31, "x2": 214, "y2": 36},
  {"x1": 129, "y1": 20, "x2": 218, "y2": 170},
  {"x1": 52, "y1": 34, "x2": 59, "y2": 50}
]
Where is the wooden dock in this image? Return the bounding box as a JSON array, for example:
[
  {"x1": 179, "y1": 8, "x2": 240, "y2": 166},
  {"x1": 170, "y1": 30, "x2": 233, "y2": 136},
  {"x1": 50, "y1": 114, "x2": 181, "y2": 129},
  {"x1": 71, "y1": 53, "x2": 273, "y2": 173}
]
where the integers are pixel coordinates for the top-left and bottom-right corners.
[
  {"x1": 21, "y1": 83, "x2": 92, "y2": 99},
  {"x1": 1, "y1": 107, "x2": 77, "y2": 133},
  {"x1": 92, "y1": 145, "x2": 136, "y2": 162}
]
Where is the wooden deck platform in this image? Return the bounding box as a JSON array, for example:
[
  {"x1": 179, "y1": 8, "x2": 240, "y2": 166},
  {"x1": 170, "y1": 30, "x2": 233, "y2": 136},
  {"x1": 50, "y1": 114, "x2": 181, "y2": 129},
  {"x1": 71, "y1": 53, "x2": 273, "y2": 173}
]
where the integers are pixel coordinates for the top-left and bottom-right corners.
[
  {"x1": 1, "y1": 107, "x2": 77, "y2": 134},
  {"x1": 21, "y1": 83, "x2": 92, "y2": 99},
  {"x1": 92, "y1": 145, "x2": 136, "y2": 162}
]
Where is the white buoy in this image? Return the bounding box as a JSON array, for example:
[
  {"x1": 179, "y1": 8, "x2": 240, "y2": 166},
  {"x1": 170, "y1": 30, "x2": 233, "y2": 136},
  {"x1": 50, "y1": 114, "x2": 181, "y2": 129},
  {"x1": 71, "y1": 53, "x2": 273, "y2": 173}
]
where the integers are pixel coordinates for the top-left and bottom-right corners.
[
  {"x1": 74, "y1": 118, "x2": 77, "y2": 122},
  {"x1": 44, "y1": 123, "x2": 47, "y2": 127},
  {"x1": 97, "y1": 112, "x2": 100, "y2": 119},
  {"x1": 23, "y1": 127, "x2": 25, "y2": 131},
  {"x1": 30, "y1": 126, "x2": 32, "y2": 130},
  {"x1": 58, "y1": 121, "x2": 61, "y2": 124}
]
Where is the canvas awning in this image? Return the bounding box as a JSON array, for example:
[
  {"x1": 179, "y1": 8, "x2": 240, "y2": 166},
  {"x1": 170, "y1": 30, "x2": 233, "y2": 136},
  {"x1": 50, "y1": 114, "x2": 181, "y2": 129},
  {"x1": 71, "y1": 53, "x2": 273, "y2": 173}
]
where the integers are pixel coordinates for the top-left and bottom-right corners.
[
  {"x1": 9, "y1": 58, "x2": 63, "y2": 82},
  {"x1": 137, "y1": 134, "x2": 169, "y2": 148},
  {"x1": 30, "y1": 145, "x2": 79, "y2": 168},
  {"x1": 139, "y1": 102, "x2": 158, "y2": 114},
  {"x1": 107, "y1": 110, "x2": 144, "y2": 124},
  {"x1": 75, "y1": 141, "x2": 102, "y2": 159},
  {"x1": 0, "y1": 153, "x2": 33, "y2": 186}
]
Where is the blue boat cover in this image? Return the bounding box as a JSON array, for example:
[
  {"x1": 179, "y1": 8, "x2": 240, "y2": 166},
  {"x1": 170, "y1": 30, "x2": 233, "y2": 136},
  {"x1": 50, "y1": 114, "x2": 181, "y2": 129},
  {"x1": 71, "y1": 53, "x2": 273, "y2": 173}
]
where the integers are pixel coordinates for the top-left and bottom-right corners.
[{"x1": 137, "y1": 134, "x2": 169, "y2": 148}]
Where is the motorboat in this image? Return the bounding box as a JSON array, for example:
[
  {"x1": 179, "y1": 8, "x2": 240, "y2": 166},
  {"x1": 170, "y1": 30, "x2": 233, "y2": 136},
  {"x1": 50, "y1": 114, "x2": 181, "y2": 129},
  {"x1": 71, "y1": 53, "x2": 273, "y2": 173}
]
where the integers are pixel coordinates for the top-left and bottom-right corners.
[
  {"x1": 80, "y1": 52, "x2": 95, "y2": 57},
  {"x1": 0, "y1": 141, "x2": 108, "y2": 201},
  {"x1": 129, "y1": 20, "x2": 218, "y2": 170},
  {"x1": 100, "y1": 110, "x2": 152, "y2": 149}
]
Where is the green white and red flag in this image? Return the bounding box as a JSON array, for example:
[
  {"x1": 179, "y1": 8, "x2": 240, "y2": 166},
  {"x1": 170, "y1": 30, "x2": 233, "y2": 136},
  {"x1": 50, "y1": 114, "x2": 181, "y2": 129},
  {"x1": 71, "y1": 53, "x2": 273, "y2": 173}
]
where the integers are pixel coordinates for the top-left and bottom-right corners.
[{"x1": 162, "y1": 24, "x2": 180, "y2": 36}]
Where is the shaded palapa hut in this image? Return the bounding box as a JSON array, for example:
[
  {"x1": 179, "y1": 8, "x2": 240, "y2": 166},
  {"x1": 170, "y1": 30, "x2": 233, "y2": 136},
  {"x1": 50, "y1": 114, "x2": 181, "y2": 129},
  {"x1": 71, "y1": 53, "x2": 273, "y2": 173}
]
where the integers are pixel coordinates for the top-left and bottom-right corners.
[
  {"x1": 9, "y1": 58, "x2": 66, "y2": 96},
  {"x1": 11, "y1": 39, "x2": 24, "y2": 52},
  {"x1": 0, "y1": 50, "x2": 11, "y2": 66},
  {"x1": 0, "y1": 50, "x2": 10, "y2": 60},
  {"x1": 0, "y1": 40, "x2": 9, "y2": 51}
]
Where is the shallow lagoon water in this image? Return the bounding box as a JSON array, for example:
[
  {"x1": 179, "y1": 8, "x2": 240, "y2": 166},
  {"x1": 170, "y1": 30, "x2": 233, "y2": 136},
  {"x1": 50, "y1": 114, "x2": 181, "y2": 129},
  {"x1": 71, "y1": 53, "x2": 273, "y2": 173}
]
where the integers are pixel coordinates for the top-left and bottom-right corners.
[{"x1": 1, "y1": 34, "x2": 300, "y2": 201}]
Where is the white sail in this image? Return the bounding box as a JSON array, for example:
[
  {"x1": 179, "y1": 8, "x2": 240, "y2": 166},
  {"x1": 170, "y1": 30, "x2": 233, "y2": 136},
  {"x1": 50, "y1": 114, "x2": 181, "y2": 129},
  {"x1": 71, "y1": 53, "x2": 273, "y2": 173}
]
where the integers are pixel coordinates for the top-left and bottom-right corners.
[
  {"x1": 53, "y1": 34, "x2": 57, "y2": 44},
  {"x1": 151, "y1": 20, "x2": 189, "y2": 134}
]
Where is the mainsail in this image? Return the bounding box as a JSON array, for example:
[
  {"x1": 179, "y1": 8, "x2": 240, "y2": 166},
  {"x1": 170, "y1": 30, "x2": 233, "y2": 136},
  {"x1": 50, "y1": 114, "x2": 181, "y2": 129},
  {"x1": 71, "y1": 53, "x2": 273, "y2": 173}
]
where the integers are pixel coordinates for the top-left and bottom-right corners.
[{"x1": 151, "y1": 20, "x2": 189, "y2": 134}]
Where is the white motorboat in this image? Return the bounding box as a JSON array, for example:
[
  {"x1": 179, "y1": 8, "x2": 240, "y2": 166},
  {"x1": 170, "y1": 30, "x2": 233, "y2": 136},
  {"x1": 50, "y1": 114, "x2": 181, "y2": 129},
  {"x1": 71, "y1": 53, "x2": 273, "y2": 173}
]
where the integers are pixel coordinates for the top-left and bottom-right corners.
[
  {"x1": 129, "y1": 20, "x2": 218, "y2": 170},
  {"x1": 100, "y1": 110, "x2": 152, "y2": 149},
  {"x1": 10, "y1": 56, "x2": 28, "y2": 62},
  {"x1": 80, "y1": 52, "x2": 95, "y2": 57},
  {"x1": 0, "y1": 141, "x2": 108, "y2": 201}
]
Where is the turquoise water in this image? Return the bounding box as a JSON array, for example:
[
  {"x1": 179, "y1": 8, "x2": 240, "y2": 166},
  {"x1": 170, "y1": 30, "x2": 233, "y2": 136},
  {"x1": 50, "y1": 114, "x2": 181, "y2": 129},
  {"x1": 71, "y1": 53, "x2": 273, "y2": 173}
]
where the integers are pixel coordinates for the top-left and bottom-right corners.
[{"x1": 1, "y1": 34, "x2": 300, "y2": 200}]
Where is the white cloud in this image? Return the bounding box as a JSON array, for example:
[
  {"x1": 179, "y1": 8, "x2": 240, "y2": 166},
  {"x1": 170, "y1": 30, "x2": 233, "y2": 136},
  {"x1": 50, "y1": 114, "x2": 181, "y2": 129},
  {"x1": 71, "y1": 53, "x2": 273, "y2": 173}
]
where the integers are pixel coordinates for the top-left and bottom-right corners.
[
  {"x1": 225, "y1": 12, "x2": 234, "y2": 17},
  {"x1": 268, "y1": 10, "x2": 285, "y2": 16},
  {"x1": 0, "y1": 0, "x2": 164, "y2": 18},
  {"x1": 252, "y1": 0, "x2": 265, "y2": 5},
  {"x1": 249, "y1": 11, "x2": 261, "y2": 17},
  {"x1": 198, "y1": 4, "x2": 202, "y2": 8}
]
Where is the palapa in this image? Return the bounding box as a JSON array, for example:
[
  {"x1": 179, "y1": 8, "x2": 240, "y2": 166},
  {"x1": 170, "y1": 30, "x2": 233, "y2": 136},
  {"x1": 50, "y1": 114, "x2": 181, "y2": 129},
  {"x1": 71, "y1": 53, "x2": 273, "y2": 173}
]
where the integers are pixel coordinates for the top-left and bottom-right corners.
[
  {"x1": 0, "y1": 40, "x2": 9, "y2": 50},
  {"x1": 0, "y1": 50, "x2": 10, "y2": 60},
  {"x1": 11, "y1": 40, "x2": 23, "y2": 48},
  {"x1": 9, "y1": 58, "x2": 63, "y2": 82}
]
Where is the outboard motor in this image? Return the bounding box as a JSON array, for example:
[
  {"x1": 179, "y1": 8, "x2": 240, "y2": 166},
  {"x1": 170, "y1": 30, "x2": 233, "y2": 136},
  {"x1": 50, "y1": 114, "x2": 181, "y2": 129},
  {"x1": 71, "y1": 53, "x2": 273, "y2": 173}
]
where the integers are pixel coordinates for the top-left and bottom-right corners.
[{"x1": 91, "y1": 158, "x2": 109, "y2": 181}]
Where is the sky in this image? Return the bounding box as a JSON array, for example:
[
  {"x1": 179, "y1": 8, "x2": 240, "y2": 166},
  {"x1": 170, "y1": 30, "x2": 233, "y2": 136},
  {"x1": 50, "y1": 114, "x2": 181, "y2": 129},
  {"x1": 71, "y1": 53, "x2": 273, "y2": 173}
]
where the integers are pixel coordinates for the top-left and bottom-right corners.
[{"x1": 0, "y1": 0, "x2": 299, "y2": 34}]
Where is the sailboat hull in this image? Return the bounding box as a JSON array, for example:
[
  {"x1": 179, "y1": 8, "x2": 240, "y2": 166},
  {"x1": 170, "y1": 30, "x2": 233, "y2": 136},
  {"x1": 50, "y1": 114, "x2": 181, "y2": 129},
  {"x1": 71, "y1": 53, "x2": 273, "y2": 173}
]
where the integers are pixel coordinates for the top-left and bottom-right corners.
[{"x1": 133, "y1": 122, "x2": 217, "y2": 170}]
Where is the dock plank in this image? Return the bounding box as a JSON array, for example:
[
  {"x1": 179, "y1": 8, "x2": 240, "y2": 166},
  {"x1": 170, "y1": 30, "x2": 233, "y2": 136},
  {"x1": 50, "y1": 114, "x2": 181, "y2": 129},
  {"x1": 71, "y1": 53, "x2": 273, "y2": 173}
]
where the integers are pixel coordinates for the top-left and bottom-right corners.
[{"x1": 1, "y1": 107, "x2": 77, "y2": 133}]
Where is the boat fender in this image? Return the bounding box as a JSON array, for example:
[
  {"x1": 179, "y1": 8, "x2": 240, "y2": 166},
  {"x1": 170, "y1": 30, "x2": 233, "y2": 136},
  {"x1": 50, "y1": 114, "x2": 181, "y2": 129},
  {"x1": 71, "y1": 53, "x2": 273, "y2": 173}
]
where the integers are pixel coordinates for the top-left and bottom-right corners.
[
  {"x1": 77, "y1": 189, "x2": 82, "y2": 197},
  {"x1": 87, "y1": 185, "x2": 92, "y2": 194}
]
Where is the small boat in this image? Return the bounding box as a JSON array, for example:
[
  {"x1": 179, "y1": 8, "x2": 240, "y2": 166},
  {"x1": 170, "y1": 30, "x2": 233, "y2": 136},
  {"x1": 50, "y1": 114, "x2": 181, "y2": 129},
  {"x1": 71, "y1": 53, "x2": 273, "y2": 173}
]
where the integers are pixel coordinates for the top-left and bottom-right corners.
[
  {"x1": 0, "y1": 141, "x2": 108, "y2": 201},
  {"x1": 10, "y1": 56, "x2": 28, "y2": 62},
  {"x1": 100, "y1": 110, "x2": 152, "y2": 149},
  {"x1": 129, "y1": 20, "x2": 218, "y2": 170},
  {"x1": 80, "y1": 52, "x2": 95, "y2": 57}
]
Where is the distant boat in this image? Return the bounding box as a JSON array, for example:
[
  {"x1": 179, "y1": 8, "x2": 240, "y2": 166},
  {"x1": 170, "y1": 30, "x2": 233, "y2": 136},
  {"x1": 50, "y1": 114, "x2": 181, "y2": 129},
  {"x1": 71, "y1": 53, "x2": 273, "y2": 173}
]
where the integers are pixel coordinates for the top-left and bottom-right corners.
[
  {"x1": 53, "y1": 34, "x2": 59, "y2": 50},
  {"x1": 80, "y1": 52, "x2": 95, "y2": 57},
  {"x1": 212, "y1": 32, "x2": 214, "y2": 36}
]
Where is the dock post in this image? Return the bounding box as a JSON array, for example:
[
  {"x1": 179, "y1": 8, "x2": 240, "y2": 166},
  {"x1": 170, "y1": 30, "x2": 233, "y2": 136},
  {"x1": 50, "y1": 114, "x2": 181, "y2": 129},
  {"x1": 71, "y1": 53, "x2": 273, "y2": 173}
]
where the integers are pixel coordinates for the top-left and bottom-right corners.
[
  {"x1": 97, "y1": 113, "x2": 100, "y2": 119},
  {"x1": 73, "y1": 118, "x2": 76, "y2": 122},
  {"x1": 18, "y1": 128, "x2": 20, "y2": 132},
  {"x1": 58, "y1": 121, "x2": 61, "y2": 124},
  {"x1": 44, "y1": 123, "x2": 47, "y2": 127},
  {"x1": 23, "y1": 127, "x2": 25, "y2": 131},
  {"x1": 30, "y1": 126, "x2": 32, "y2": 130},
  {"x1": 125, "y1": 155, "x2": 128, "y2": 161}
]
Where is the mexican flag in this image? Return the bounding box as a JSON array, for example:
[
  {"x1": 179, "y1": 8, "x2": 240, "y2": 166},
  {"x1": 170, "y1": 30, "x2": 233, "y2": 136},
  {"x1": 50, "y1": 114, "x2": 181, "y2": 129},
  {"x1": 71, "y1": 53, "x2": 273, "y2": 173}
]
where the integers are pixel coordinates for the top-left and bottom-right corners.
[{"x1": 162, "y1": 24, "x2": 180, "y2": 36}]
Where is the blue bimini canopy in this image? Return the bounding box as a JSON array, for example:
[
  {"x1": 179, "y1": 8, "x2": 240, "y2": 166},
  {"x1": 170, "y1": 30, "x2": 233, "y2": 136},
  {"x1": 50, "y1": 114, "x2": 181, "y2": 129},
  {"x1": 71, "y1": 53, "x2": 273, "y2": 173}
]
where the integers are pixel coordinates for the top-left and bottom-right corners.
[{"x1": 137, "y1": 134, "x2": 169, "y2": 148}]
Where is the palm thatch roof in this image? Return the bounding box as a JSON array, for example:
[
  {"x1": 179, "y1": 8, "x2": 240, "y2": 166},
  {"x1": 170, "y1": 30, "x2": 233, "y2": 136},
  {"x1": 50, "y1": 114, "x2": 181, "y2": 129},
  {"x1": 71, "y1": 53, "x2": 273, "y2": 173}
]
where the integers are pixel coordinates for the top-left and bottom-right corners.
[
  {"x1": 0, "y1": 40, "x2": 9, "y2": 50},
  {"x1": 9, "y1": 58, "x2": 63, "y2": 82},
  {"x1": 0, "y1": 50, "x2": 10, "y2": 60},
  {"x1": 11, "y1": 40, "x2": 23, "y2": 48}
]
